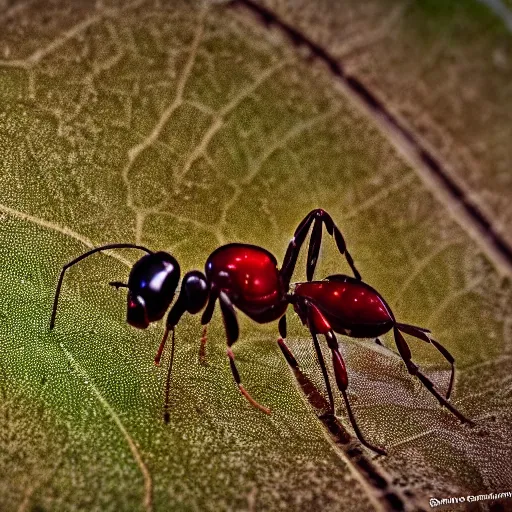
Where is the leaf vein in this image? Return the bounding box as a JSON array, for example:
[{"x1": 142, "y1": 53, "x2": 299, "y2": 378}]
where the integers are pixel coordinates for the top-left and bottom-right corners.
[
  {"x1": 0, "y1": 202, "x2": 132, "y2": 268},
  {"x1": 59, "y1": 344, "x2": 153, "y2": 512},
  {"x1": 122, "y1": 3, "x2": 208, "y2": 244},
  {"x1": 176, "y1": 59, "x2": 288, "y2": 183}
]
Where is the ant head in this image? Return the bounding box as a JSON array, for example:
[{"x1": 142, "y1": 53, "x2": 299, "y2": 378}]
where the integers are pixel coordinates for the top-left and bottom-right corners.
[{"x1": 126, "y1": 251, "x2": 180, "y2": 328}]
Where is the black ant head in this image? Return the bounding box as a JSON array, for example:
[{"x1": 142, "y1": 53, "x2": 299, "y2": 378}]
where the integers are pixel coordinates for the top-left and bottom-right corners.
[{"x1": 126, "y1": 252, "x2": 180, "y2": 329}]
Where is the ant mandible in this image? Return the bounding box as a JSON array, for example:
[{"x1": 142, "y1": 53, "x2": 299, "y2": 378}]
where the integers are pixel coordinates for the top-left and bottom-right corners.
[{"x1": 50, "y1": 209, "x2": 473, "y2": 455}]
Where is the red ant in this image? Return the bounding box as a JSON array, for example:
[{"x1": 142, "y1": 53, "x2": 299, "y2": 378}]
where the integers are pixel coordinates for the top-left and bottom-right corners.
[{"x1": 50, "y1": 209, "x2": 473, "y2": 455}]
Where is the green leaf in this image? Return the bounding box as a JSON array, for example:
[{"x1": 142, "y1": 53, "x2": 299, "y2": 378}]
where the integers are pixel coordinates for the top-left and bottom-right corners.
[{"x1": 1, "y1": 1, "x2": 511, "y2": 511}]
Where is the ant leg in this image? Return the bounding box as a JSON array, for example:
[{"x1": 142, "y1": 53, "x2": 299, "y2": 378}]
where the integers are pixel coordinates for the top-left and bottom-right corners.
[
  {"x1": 155, "y1": 292, "x2": 187, "y2": 366},
  {"x1": 199, "y1": 326, "x2": 208, "y2": 366},
  {"x1": 163, "y1": 328, "x2": 176, "y2": 424},
  {"x1": 277, "y1": 314, "x2": 343, "y2": 417},
  {"x1": 277, "y1": 314, "x2": 299, "y2": 368},
  {"x1": 281, "y1": 209, "x2": 361, "y2": 287},
  {"x1": 397, "y1": 323, "x2": 455, "y2": 399},
  {"x1": 321, "y1": 330, "x2": 386, "y2": 455},
  {"x1": 201, "y1": 288, "x2": 218, "y2": 326},
  {"x1": 154, "y1": 329, "x2": 170, "y2": 367},
  {"x1": 307, "y1": 216, "x2": 323, "y2": 282},
  {"x1": 50, "y1": 243, "x2": 152, "y2": 329},
  {"x1": 218, "y1": 291, "x2": 270, "y2": 415},
  {"x1": 226, "y1": 347, "x2": 271, "y2": 415},
  {"x1": 303, "y1": 298, "x2": 385, "y2": 453},
  {"x1": 197, "y1": 288, "x2": 219, "y2": 364},
  {"x1": 393, "y1": 327, "x2": 474, "y2": 425},
  {"x1": 159, "y1": 278, "x2": 210, "y2": 417},
  {"x1": 302, "y1": 300, "x2": 336, "y2": 412},
  {"x1": 373, "y1": 326, "x2": 454, "y2": 398},
  {"x1": 310, "y1": 331, "x2": 335, "y2": 414},
  {"x1": 322, "y1": 213, "x2": 361, "y2": 281}
]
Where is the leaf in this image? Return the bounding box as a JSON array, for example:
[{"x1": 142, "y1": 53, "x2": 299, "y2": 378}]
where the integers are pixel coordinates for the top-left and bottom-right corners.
[
  {"x1": 258, "y1": 0, "x2": 512, "y2": 248},
  {"x1": 0, "y1": 1, "x2": 511, "y2": 511}
]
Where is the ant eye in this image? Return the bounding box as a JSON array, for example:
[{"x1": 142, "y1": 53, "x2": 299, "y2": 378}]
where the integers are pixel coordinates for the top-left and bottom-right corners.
[{"x1": 127, "y1": 293, "x2": 150, "y2": 329}]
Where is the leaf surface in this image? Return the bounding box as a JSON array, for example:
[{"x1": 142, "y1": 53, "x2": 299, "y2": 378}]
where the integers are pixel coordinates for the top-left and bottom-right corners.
[{"x1": 0, "y1": 1, "x2": 511, "y2": 511}]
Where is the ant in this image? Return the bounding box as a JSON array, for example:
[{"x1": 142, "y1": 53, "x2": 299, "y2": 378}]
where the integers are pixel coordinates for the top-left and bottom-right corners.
[{"x1": 50, "y1": 209, "x2": 473, "y2": 455}]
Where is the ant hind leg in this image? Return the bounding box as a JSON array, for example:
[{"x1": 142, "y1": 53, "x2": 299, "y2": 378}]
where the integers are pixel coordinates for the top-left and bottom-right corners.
[
  {"x1": 323, "y1": 330, "x2": 387, "y2": 456},
  {"x1": 396, "y1": 323, "x2": 455, "y2": 399},
  {"x1": 393, "y1": 326, "x2": 473, "y2": 425},
  {"x1": 310, "y1": 331, "x2": 336, "y2": 414}
]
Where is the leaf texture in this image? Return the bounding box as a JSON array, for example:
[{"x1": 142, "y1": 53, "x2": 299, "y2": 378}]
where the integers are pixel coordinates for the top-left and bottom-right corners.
[{"x1": 0, "y1": 1, "x2": 511, "y2": 511}]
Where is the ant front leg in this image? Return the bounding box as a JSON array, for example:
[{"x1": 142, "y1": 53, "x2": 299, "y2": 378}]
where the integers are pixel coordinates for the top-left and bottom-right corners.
[
  {"x1": 154, "y1": 291, "x2": 189, "y2": 423},
  {"x1": 156, "y1": 270, "x2": 211, "y2": 366},
  {"x1": 158, "y1": 270, "x2": 210, "y2": 422},
  {"x1": 155, "y1": 291, "x2": 188, "y2": 366},
  {"x1": 281, "y1": 209, "x2": 361, "y2": 287},
  {"x1": 217, "y1": 291, "x2": 271, "y2": 415},
  {"x1": 199, "y1": 325, "x2": 208, "y2": 366}
]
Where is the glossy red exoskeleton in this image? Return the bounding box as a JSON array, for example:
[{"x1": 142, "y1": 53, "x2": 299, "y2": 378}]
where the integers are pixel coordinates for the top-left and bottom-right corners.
[
  {"x1": 50, "y1": 209, "x2": 473, "y2": 455},
  {"x1": 49, "y1": 209, "x2": 358, "y2": 413},
  {"x1": 291, "y1": 276, "x2": 474, "y2": 429}
]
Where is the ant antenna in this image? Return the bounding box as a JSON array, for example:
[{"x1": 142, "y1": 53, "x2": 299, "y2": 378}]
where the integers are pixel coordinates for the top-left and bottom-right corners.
[{"x1": 50, "y1": 243, "x2": 152, "y2": 329}]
